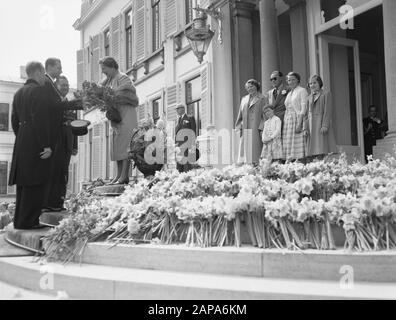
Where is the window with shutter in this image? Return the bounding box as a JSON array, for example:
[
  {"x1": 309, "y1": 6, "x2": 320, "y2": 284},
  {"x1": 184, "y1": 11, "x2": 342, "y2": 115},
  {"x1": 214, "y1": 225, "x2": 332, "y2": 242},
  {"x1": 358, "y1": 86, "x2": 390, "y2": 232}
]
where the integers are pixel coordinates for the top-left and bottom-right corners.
[
  {"x1": 166, "y1": 84, "x2": 178, "y2": 123},
  {"x1": 200, "y1": 63, "x2": 211, "y2": 132},
  {"x1": 135, "y1": 0, "x2": 146, "y2": 60},
  {"x1": 125, "y1": 8, "x2": 134, "y2": 70},
  {"x1": 151, "y1": 0, "x2": 161, "y2": 52},
  {"x1": 76, "y1": 49, "x2": 84, "y2": 90},
  {"x1": 164, "y1": 0, "x2": 177, "y2": 36},
  {"x1": 91, "y1": 34, "x2": 100, "y2": 83},
  {"x1": 91, "y1": 124, "x2": 104, "y2": 180},
  {"x1": 138, "y1": 104, "x2": 146, "y2": 122},
  {"x1": 78, "y1": 136, "x2": 85, "y2": 184},
  {"x1": 110, "y1": 15, "x2": 122, "y2": 69},
  {"x1": 103, "y1": 29, "x2": 110, "y2": 57},
  {"x1": 0, "y1": 161, "x2": 8, "y2": 195},
  {"x1": 185, "y1": 0, "x2": 194, "y2": 25}
]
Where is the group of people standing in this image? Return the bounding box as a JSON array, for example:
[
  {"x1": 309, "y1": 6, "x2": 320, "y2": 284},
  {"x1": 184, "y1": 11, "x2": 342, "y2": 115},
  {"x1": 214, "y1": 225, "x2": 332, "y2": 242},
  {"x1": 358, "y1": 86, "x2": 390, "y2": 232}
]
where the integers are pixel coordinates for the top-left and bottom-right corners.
[
  {"x1": 9, "y1": 59, "x2": 82, "y2": 230},
  {"x1": 236, "y1": 71, "x2": 337, "y2": 164}
]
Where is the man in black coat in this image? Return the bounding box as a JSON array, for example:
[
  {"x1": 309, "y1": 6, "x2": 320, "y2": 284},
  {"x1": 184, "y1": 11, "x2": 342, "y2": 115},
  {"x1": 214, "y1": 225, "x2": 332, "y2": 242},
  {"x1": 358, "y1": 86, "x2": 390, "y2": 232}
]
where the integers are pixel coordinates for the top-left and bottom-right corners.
[
  {"x1": 175, "y1": 104, "x2": 198, "y2": 173},
  {"x1": 9, "y1": 62, "x2": 53, "y2": 229},
  {"x1": 42, "y1": 58, "x2": 82, "y2": 211}
]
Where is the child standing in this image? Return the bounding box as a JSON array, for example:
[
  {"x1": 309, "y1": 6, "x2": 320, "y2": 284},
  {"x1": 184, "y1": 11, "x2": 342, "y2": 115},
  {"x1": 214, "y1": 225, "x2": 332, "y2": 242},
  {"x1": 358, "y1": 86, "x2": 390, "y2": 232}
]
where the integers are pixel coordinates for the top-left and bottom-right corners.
[{"x1": 261, "y1": 107, "x2": 283, "y2": 162}]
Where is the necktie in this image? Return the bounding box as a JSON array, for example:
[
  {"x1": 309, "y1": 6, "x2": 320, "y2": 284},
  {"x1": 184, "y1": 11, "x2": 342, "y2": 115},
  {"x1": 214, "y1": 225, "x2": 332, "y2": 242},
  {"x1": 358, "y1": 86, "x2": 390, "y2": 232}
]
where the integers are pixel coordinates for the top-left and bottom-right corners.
[{"x1": 274, "y1": 88, "x2": 278, "y2": 100}]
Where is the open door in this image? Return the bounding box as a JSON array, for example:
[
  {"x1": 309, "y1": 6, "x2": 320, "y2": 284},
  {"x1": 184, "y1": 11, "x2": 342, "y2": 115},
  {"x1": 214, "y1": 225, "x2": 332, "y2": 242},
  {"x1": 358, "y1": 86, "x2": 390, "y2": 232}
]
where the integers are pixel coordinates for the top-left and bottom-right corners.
[{"x1": 319, "y1": 35, "x2": 364, "y2": 162}]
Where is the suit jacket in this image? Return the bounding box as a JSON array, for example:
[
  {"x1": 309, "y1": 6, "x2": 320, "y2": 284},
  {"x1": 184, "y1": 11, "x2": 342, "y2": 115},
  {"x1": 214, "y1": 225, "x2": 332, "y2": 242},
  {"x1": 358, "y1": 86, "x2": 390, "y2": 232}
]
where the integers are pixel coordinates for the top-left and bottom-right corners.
[
  {"x1": 9, "y1": 79, "x2": 51, "y2": 186},
  {"x1": 235, "y1": 93, "x2": 267, "y2": 164},
  {"x1": 175, "y1": 114, "x2": 197, "y2": 146},
  {"x1": 44, "y1": 75, "x2": 81, "y2": 150},
  {"x1": 267, "y1": 84, "x2": 289, "y2": 122}
]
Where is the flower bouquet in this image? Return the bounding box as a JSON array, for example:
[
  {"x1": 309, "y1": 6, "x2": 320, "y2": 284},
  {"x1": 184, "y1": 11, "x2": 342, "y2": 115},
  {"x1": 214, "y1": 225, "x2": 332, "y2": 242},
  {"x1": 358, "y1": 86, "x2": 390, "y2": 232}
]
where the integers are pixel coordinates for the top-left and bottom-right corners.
[{"x1": 79, "y1": 81, "x2": 121, "y2": 123}]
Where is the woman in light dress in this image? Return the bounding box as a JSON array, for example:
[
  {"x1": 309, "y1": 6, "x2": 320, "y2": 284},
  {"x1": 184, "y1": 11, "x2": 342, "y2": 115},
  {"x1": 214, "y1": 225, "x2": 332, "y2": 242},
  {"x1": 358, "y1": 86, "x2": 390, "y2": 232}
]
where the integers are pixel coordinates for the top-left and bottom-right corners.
[
  {"x1": 282, "y1": 72, "x2": 309, "y2": 161},
  {"x1": 261, "y1": 107, "x2": 283, "y2": 162},
  {"x1": 100, "y1": 57, "x2": 139, "y2": 184}
]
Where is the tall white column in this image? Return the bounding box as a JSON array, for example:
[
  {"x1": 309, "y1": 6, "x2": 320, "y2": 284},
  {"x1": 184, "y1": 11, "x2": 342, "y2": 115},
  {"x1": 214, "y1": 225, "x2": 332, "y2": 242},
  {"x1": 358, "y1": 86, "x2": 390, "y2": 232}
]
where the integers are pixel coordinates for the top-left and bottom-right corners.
[{"x1": 260, "y1": 0, "x2": 280, "y2": 92}]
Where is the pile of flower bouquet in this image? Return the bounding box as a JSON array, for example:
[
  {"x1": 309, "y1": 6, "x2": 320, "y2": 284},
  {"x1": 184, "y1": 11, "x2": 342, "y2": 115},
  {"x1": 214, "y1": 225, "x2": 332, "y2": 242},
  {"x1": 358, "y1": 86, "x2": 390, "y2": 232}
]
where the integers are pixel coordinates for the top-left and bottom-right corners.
[{"x1": 42, "y1": 154, "x2": 396, "y2": 262}]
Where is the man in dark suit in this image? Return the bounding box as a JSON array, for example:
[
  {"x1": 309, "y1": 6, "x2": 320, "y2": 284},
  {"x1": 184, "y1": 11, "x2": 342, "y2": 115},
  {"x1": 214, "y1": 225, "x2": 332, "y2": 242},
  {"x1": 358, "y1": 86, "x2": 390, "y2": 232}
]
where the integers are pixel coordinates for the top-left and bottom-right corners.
[
  {"x1": 49, "y1": 75, "x2": 78, "y2": 210},
  {"x1": 9, "y1": 62, "x2": 52, "y2": 229},
  {"x1": 42, "y1": 58, "x2": 82, "y2": 212},
  {"x1": 267, "y1": 71, "x2": 289, "y2": 128},
  {"x1": 175, "y1": 104, "x2": 198, "y2": 173}
]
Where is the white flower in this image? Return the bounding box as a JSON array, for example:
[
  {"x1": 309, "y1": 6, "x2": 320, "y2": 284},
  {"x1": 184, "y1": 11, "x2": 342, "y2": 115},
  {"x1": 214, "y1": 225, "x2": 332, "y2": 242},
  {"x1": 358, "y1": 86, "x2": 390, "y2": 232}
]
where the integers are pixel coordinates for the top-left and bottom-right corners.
[{"x1": 127, "y1": 218, "x2": 140, "y2": 235}]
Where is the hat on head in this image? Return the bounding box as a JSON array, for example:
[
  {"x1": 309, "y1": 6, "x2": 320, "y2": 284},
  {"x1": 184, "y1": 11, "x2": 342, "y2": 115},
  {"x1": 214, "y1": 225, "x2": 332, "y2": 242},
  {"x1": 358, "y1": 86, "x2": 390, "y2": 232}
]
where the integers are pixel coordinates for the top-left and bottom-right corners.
[{"x1": 176, "y1": 104, "x2": 185, "y2": 109}]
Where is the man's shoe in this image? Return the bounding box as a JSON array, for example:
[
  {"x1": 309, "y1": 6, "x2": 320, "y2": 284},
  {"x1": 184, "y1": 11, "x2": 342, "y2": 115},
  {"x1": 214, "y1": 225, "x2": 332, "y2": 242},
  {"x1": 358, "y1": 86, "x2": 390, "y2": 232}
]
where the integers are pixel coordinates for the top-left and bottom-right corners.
[
  {"x1": 29, "y1": 224, "x2": 48, "y2": 230},
  {"x1": 47, "y1": 207, "x2": 63, "y2": 212}
]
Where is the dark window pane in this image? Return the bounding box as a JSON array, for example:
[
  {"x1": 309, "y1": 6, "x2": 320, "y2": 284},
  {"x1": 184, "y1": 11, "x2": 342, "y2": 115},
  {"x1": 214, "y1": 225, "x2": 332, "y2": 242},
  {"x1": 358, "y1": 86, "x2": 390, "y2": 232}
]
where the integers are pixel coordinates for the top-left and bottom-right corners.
[
  {"x1": 0, "y1": 103, "x2": 9, "y2": 132},
  {"x1": 0, "y1": 162, "x2": 7, "y2": 195},
  {"x1": 152, "y1": 0, "x2": 161, "y2": 52},
  {"x1": 185, "y1": 0, "x2": 194, "y2": 24},
  {"x1": 152, "y1": 98, "x2": 161, "y2": 123}
]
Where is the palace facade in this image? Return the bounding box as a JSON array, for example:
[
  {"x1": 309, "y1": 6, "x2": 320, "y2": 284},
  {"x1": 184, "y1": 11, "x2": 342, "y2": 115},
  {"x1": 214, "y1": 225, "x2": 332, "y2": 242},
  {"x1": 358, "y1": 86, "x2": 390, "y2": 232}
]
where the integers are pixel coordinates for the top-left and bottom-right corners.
[{"x1": 73, "y1": 0, "x2": 396, "y2": 189}]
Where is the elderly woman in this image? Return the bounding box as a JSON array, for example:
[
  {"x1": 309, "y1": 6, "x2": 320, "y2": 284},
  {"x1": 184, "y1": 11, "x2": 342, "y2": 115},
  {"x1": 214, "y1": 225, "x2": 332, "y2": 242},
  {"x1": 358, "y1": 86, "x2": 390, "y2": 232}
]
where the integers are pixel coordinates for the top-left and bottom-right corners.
[
  {"x1": 100, "y1": 57, "x2": 139, "y2": 184},
  {"x1": 235, "y1": 79, "x2": 267, "y2": 165},
  {"x1": 305, "y1": 75, "x2": 337, "y2": 159},
  {"x1": 283, "y1": 72, "x2": 309, "y2": 161}
]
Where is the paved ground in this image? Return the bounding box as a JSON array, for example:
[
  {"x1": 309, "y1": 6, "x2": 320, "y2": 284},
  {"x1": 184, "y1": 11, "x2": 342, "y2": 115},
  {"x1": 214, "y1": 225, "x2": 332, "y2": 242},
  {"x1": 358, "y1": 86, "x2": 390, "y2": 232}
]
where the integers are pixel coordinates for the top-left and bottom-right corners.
[{"x1": 0, "y1": 280, "x2": 55, "y2": 300}]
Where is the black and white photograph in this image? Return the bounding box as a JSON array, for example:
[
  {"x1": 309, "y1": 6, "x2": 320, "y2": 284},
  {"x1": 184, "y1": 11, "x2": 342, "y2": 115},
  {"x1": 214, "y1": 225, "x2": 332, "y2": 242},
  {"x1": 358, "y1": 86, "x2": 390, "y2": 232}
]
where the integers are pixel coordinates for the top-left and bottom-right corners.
[{"x1": 0, "y1": 0, "x2": 396, "y2": 304}]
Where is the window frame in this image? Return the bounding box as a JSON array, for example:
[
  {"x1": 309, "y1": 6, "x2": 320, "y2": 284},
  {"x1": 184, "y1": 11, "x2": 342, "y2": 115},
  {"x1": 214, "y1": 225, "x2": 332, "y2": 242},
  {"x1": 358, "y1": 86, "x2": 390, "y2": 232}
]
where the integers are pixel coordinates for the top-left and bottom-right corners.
[
  {"x1": 0, "y1": 161, "x2": 7, "y2": 195},
  {"x1": 151, "y1": 0, "x2": 161, "y2": 53},
  {"x1": 185, "y1": 75, "x2": 202, "y2": 136},
  {"x1": 185, "y1": 0, "x2": 194, "y2": 25},
  {"x1": 104, "y1": 28, "x2": 110, "y2": 57},
  {"x1": 125, "y1": 7, "x2": 133, "y2": 70},
  {"x1": 0, "y1": 102, "x2": 10, "y2": 132}
]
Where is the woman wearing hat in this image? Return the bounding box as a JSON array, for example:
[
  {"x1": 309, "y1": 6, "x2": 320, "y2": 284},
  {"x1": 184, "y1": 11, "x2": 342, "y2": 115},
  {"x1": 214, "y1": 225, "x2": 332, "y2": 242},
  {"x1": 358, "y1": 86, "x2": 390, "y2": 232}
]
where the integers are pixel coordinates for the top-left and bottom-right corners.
[
  {"x1": 100, "y1": 57, "x2": 139, "y2": 184},
  {"x1": 235, "y1": 79, "x2": 267, "y2": 165}
]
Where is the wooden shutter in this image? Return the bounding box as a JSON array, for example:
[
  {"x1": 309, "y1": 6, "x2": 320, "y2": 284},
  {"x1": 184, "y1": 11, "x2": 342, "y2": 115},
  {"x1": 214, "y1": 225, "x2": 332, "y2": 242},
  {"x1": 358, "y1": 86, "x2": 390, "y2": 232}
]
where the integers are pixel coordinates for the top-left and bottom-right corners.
[
  {"x1": 7, "y1": 161, "x2": 15, "y2": 195},
  {"x1": 200, "y1": 63, "x2": 211, "y2": 130},
  {"x1": 165, "y1": 0, "x2": 177, "y2": 36},
  {"x1": 76, "y1": 49, "x2": 84, "y2": 90},
  {"x1": 91, "y1": 124, "x2": 104, "y2": 180},
  {"x1": 91, "y1": 34, "x2": 100, "y2": 83},
  {"x1": 135, "y1": 0, "x2": 146, "y2": 60},
  {"x1": 138, "y1": 103, "x2": 146, "y2": 122},
  {"x1": 84, "y1": 45, "x2": 91, "y2": 82},
  {"x1": 110, "y1": 15, "x2": 122, "y2": 68},
  {"x1": 78, "y1": 136, "x2": 85, "y2": 184},
  {"x1": 166, "y1": 84, "x2": 178, "y2": 123}
]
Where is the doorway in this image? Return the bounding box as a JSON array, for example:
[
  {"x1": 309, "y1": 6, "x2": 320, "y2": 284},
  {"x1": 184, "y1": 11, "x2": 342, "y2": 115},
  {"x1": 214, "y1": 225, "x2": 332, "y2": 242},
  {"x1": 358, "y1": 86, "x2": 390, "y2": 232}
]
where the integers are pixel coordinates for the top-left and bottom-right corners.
[{"x1": 317, "y1": 5, "x2": 386, "y2": 162}]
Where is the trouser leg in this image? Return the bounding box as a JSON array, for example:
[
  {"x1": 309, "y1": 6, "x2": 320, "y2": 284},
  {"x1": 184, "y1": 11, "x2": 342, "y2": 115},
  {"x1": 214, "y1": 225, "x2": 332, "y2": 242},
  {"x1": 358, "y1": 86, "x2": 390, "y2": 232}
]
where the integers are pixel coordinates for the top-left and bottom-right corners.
[{"x1": 14, "y1": 185, "x2": 45, "y2": 229}]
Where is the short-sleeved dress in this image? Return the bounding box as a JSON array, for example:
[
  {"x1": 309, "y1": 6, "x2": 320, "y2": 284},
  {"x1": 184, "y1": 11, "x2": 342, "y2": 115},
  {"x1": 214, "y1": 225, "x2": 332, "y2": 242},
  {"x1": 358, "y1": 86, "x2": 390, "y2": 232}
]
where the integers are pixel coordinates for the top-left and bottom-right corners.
[
  {"x1": 282, "y1": 86, "x2": 308, "y2": 161},
  {"x1": 103, "y1": 72, "x2": 139, "y2": 161},
  {"x1": 261, "y1": 115, "x2": 283, "y2": 161}
]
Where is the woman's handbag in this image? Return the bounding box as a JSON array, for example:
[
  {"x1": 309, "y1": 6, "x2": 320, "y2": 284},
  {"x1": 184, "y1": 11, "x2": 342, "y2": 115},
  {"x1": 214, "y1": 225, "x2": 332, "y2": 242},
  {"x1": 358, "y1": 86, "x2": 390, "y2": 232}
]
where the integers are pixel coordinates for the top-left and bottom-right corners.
[{"x1": 106, "y1": 106, "x2": 122, "y2": 123}]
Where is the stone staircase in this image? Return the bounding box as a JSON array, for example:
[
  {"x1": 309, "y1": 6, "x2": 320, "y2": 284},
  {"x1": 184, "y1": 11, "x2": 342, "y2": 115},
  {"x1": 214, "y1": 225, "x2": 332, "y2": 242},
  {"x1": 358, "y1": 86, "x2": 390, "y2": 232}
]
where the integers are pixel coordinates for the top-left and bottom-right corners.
[{"x1": 1, "y1": 185, "x2": 396, "y2": 300}]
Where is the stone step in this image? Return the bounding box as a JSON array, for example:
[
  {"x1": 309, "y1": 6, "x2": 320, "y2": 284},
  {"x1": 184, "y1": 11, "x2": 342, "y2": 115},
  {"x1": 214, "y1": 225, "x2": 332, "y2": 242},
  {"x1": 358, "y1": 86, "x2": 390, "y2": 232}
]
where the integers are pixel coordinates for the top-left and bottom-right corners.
[
  {"x1": 80, "y1": 243, "x2": 396, "y2": 282},
  {"x1": 40, "y1": 211, "x2": 69, "y2": 227},
  {"x1": 0, "y1": 256, "x2": 395, "y2": 300},
  {"x1": 5, "y1": 227, "x2": 52, "y2": 254}
]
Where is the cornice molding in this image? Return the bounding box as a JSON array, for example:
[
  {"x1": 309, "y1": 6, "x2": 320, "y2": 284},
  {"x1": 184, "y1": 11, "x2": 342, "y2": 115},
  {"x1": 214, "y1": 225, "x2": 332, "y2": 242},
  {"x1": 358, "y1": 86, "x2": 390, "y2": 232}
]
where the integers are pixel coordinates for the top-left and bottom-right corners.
[{"x1": 73, "y1": 0, "x2": 106, "y2": 31}]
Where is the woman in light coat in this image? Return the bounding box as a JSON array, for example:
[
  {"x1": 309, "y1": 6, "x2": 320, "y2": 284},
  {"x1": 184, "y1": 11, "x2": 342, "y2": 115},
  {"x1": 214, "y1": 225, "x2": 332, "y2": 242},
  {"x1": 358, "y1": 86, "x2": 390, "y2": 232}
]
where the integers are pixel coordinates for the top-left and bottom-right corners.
[
  {"x1": 305, "y1": 75, "x2": 337, "y2": 158},
  {"x1": 100, "y1": 57, "x2": 139, "y2": 184},
  {"x1": 235, "y1": 79, "x2": 267, "y2": 165}
]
